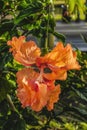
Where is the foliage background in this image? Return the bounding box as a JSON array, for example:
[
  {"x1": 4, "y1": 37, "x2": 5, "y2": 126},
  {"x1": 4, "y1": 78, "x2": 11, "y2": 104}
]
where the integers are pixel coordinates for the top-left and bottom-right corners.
[{"x1": 0, "y1": 0, "x2": 87, "y2": 129}]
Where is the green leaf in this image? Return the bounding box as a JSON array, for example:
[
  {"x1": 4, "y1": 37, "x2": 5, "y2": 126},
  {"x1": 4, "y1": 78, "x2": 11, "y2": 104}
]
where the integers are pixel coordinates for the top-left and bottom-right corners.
[
  {"x1": 64, "y1": 123, "x2": 76, "y2": 130},
  {"x1": 2, "y1": 112, "x2": 26, "y2": 130},
  {"x1": 72, "y1": 106, "x2": 87, "y2": 117},
  {"x1": 0, "y1": 20, "x2": 14, "y2": 34},
  {"x1": 72, "y1": 87, "x2": 87, "y2": 102},
  {"x1": 0, "y1": 77, "x2": 10, "y2": 102},
  {"x1": 52, "y1": 31, "x2": 66, "y2": 43},
  {"x1": 14, "y1": 2, "x2": 43, "y2": 25},
  {"x1": 80, "y1": 122, "x2": 87, "y2": 130},
  {"x1": 49, "y1": 120, "x2": 61, "y2": 129}
]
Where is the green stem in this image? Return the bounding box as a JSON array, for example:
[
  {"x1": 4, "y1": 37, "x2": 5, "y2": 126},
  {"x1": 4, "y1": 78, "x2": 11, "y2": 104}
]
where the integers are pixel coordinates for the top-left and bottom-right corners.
[
  {"x1": 6, "y1": 94, "x2": 17, "y2": 112},
  {"x1": 48, "y1": 0, "x2": 55, "y2": 49},
  {"x1": 6, "y1": 94, "x2": 22, "y2": 118},
  {"x1": 46, "y1": 4, "x2": 50, "y2": 49},
  {"x1": 40, "y1": 0, "x2": 55, "y2": 55}
]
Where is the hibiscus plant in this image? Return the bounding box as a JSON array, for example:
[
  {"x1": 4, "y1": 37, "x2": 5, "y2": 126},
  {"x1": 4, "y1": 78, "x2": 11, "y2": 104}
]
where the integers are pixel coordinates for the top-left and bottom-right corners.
[{"x1": 0, "y1": 0, "x2": 87, "y2": 130}]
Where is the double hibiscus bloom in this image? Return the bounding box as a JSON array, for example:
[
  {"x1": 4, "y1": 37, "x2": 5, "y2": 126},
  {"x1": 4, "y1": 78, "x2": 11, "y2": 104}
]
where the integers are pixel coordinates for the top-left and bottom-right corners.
[{"x1": 7, "y1": 36, "x2": 81, "y2": 112}]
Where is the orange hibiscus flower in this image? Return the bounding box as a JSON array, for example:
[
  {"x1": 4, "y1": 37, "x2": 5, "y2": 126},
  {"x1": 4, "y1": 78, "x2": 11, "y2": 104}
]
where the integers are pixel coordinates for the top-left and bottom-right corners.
[
  {"x1": 36, "y1": 42, "x2": 81, "y2": 80},
  {"x1": 16, "y1": 68, "x2": 61, "y2": 111},
  {"x1": 7, "y1": 36, "x2": 41, "y2": 66}
]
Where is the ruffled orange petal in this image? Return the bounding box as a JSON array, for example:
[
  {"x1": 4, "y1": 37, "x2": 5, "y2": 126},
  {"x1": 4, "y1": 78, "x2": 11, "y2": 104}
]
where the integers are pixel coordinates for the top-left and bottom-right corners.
[
  {"x1": 14, "y1": 41, "x2": 41, "y2": 66},
  {"x1": 31, "y1": 82, "x2": 48, "y2": 111},
  {"x1": 43, "y1": 68, "x2": 67, "y2": 80},
  {"x1": 52, "y1": 42, "x2": 64, "y2": 52},
  {"x1": 37, "y1": 42, "x2": 80, "y2": 70},
  {"x1": 16, "y1": 68, "x2": 39, "y2": 107},
  {"x1": 53, "y1": 43, "x2": 81, "y2": 70},
  {"x1": 36, "y1": 42, "x2": 64, "y2": 67},
  {"x1": 64, "y1": 44, "x2": 80, "y2": 69},
  {"x1": 63, "y1": 46, "x2": 81, "y2": 70},
  {"x1": 7, "y1": 36, "x2": 41, "y2": 66},
  {"x1": 16, "y1": 68, "x2": 49, "y2": 111},
  {"x1": 7, "y1": 36, "x2": 25, "y2": 56},
  {"x1": 17, "y1": 82, "x2": 35, "y2": 108},
  {"x1": 46, "y1": 84, "x2": 61, "y2": 111}
]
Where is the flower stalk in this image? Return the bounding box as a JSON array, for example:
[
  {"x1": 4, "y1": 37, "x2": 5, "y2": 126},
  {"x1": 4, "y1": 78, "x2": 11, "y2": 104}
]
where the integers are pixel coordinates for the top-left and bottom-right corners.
[
  {"x1": 41, "y1": 0, "x2": 55, "y2": 55},
  {"x1": 48, "y1": 0, "x2": 55, "y2": 49}
]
